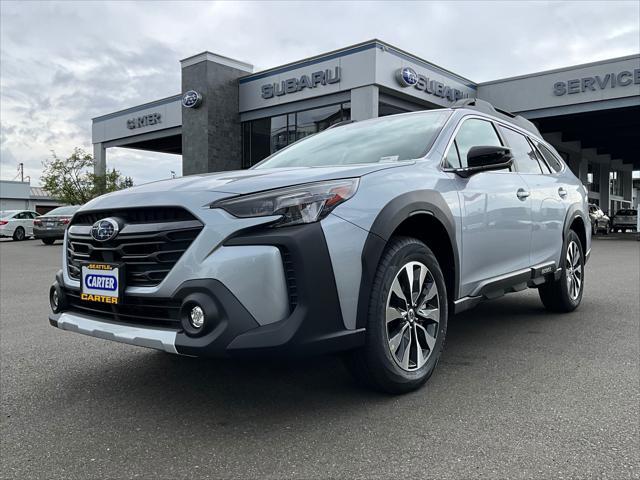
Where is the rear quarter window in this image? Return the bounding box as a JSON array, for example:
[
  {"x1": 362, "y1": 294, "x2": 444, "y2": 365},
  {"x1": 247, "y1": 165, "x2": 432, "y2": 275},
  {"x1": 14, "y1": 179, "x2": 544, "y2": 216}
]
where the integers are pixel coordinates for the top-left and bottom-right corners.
[{"x1": 535, "y1": 142, "x2": 564, "y2": 173}]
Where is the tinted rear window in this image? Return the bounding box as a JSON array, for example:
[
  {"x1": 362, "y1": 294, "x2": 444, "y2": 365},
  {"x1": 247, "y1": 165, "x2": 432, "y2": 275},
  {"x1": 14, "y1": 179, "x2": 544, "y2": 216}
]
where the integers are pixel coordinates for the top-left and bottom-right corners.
[
  {"x1": 616, "y1": 210, "x2": 637, "y2": 216},
  {"x1": 535, "y1": 142, "x2": 564, "y2": 173}
]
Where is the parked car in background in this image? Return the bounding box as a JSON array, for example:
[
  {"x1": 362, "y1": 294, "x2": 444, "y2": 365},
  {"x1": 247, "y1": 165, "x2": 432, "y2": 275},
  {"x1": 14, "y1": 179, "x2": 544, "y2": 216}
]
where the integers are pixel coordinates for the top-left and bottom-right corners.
[
  {"x1": 0, "y1": 210, "x2": 39, "y2": 241},
  {"x1": 588, "y1": 203, "x2": 610, "y2": 235},
  {"x1": 611, "y1": 208, "x2": 638, "y2": 232},
  {"x1": 33, "y1": 205, "x2": 81, "y2": 245}
]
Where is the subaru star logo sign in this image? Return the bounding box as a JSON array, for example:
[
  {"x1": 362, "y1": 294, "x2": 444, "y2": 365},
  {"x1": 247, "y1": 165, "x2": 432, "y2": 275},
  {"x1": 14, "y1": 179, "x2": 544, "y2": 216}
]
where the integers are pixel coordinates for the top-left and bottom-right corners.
[
  {"x1": 396, "y1": 67, "x2": 419, "y2": 87},
  {"x1": 182, "y1": 90, "x2": 203, "y2": 109},
  {"x1": 90, "y1": 218, "x2": 119, "y2": 242}
]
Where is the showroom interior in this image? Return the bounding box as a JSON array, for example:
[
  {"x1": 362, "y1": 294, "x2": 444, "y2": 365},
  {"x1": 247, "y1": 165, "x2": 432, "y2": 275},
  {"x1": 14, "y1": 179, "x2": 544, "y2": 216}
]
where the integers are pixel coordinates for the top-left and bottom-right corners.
[{"x1": 90, "y1": 40, "x2": 639, "y2": 214}]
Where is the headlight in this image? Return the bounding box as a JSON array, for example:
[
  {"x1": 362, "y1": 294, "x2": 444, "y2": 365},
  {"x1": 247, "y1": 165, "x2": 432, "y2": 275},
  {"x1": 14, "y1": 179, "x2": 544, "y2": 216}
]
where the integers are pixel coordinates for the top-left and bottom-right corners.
[{"x1": 211, "y1": 178, "x2": 359, "y2": 227}]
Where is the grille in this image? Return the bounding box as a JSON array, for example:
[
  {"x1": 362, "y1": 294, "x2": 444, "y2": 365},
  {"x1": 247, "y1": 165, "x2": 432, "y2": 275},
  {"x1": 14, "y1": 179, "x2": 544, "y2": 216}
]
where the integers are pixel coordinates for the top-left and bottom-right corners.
[
  {"x1": 281, "y1": 249, "x2": 298, "y2": 311},
  {"x1": 64, "y1": 289, "x2": 181, "y2": 328},
  {"x1": 67, "y1": 207, "x2": 203, "y2": 287}
]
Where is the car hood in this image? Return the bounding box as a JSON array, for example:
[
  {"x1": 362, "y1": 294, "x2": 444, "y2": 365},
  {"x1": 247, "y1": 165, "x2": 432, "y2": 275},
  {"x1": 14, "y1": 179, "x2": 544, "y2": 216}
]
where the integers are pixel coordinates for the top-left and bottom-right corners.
[
  {"x1": 126, "y1": 163, "x2": 409, "y2": 194},
  {"x1": 81, "y1": 162, "x2": 412, "y2": 212}
]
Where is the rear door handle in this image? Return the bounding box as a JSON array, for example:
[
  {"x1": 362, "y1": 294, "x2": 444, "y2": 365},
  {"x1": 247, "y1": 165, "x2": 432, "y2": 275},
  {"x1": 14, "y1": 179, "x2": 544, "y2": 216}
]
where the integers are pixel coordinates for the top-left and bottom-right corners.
[
  {"x1": 517, "y1": 188, "x2": 530, "y2": 200},
  {"x1": 558, "y1": 187, "x2": 568, "y2": 198}
]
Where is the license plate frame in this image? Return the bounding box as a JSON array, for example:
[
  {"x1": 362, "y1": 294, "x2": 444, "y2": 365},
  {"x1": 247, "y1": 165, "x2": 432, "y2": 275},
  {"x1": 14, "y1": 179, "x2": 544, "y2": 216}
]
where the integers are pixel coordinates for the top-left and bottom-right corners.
[{"x1": 80, "y1": 262, "x2": 125, "y2": 304}]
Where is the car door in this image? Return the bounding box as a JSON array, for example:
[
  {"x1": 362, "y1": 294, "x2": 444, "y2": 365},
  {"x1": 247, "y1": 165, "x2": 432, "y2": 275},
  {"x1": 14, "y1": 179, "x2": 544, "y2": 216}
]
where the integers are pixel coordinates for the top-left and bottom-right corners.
[
  {"x1": 498, "y1": 127, "x2": 567, "y2": 268},
  {"x1": 445, "y1": 117, "x2": 533, "y2": 297},
  {"x1": 13, "y1": 212, "x2": 28, "y2": 235}
]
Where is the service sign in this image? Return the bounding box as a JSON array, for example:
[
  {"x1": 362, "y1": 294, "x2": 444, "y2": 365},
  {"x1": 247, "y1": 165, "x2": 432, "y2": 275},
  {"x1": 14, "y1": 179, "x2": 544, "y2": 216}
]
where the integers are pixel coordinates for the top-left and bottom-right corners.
[{"x1": 81, "y1": 263, "x2": 123, "y2": 304}]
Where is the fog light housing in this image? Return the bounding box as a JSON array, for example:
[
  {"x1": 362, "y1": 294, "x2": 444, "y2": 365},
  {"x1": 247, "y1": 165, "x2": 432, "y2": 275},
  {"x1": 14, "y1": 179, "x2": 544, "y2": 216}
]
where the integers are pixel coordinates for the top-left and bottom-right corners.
[{"x1": 189, "y1": 305, "x2": 205, "y2": 329}]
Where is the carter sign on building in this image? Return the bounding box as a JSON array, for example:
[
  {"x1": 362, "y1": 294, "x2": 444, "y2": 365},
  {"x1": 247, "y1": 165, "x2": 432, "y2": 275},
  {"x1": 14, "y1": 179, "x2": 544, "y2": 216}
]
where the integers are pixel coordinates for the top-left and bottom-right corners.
[{"x1": 126, "y1": 113, "x2": 162, "y2": 130}]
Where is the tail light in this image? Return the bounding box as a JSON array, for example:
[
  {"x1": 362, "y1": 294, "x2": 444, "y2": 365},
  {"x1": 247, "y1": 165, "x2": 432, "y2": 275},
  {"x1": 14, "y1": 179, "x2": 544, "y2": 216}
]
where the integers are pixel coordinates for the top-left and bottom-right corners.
[
  {"x1": 62, "y1": 218, "x2": 70, "y2": 224},
  {"x1": 34, "y1": 219, "x2": 42, "y2": 226},
  {"x1": 0, "y1": 220, "x2": 7, "y2": 226}
]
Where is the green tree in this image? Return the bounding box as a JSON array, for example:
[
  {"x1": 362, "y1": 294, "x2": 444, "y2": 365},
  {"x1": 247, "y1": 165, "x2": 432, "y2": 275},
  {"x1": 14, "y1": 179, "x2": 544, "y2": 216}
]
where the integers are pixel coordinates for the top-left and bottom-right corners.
[{"x1": 41, "y1": 148, "x2": 133, "y2": 204}]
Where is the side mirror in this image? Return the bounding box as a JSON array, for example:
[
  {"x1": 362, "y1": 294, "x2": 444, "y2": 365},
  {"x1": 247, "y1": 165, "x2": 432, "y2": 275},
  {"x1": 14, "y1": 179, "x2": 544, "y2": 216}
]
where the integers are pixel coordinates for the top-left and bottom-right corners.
[{"x1": 454, "y1": 146, "x2": 513, "y2": 178}]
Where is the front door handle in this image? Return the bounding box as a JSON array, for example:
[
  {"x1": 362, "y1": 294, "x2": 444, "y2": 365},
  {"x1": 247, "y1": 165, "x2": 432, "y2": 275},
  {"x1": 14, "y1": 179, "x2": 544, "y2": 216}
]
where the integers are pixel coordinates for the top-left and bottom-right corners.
[
  {"x1": 558, "y1": 187, "x2": 568, "y2": 198},
  {"x1": 517, "y1": 188, "x2": 530, "y2": 200}
]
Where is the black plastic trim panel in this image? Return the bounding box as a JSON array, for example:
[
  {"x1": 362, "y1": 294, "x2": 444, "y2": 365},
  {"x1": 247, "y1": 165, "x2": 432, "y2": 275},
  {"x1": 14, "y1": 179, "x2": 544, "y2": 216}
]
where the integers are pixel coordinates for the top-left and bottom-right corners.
[{"x1": 356, "y1": 190, "x2": 459, "y2": 329}]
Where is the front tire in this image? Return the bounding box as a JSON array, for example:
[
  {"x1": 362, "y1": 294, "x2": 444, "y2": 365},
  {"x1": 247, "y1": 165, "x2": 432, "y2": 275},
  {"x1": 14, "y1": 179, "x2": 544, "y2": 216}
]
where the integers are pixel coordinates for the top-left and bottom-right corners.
[
  {"x1": 538, "y1": 230, "x2": 584, "y2": 312},
  {"x1": 42, "y1": 238, "x2": 56, "y2": 245},
  {"x1": 12, "y1": 227, "x2": 25, "y2": 241},
  {"x1": 344, "y1": 237, "x2": 448, "y2": 394}
]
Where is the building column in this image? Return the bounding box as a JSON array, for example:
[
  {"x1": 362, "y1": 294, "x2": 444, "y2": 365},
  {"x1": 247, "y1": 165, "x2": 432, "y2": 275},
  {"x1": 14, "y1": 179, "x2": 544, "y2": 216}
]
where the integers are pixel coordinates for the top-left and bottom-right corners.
[
  {"x1": 181, "y1": 52, "x2": 253, "y2": 175},
  {"x1": 578, "y1": 157, "x2": 588, "y2": 187},
  {"x1": 621, "y1": 164, "x2": 633, "y2": 204},
  {"x1": 93, "y1": 143, "x2": 106, "y2": 177},
  {"x1": 93, "y1": 142, "x2": 106, "y2": 193},
  {"x1": 599, "y1": 160, "x2": 610, "y2": 215},
  {"x1": 350, "y1": 85, "x2": 379, "y2": 121}
]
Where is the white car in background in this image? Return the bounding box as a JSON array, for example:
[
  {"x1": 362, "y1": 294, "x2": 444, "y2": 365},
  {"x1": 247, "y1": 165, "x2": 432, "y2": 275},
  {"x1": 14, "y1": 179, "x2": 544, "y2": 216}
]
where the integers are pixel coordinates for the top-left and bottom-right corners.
[{"x1": 0, "y1": 210, "x2": 39, "y2": 241}]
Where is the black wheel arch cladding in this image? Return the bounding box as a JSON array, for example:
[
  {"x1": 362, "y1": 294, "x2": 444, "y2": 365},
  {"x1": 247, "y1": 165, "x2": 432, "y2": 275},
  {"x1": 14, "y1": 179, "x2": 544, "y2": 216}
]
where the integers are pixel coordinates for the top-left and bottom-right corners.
[{"x1": 356, "y1": 190, "x2": 459, "y2": 330}]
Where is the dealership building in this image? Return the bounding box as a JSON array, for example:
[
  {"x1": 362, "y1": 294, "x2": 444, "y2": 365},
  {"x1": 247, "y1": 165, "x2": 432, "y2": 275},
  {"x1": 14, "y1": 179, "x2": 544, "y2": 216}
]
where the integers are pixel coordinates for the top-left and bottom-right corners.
[{"x1": 92, "y1": 40, "x2": 640, "y2": 214}]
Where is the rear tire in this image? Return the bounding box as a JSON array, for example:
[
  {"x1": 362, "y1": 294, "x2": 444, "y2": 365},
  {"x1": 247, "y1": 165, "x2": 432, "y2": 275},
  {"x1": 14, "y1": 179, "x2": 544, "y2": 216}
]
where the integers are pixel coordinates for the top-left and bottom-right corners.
[
  {"x1": 539, "y1": 230, "x2": 584, "y2": 313},
  {"x1": 42, "y1": 238, "x2": 55, "y2": 245},
  {"x1": 344, "y1": 237, "x2": 448, "y2": 394},
  {"x1": 12, "y1": 227, "x2": 25, "y2": 241}
]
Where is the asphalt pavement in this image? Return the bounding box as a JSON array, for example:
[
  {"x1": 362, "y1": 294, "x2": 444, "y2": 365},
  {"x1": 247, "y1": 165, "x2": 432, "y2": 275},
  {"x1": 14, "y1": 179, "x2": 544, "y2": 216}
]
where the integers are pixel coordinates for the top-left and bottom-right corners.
[{"x1": 1, "y1": 235, "x2": 638, "y2": 479}]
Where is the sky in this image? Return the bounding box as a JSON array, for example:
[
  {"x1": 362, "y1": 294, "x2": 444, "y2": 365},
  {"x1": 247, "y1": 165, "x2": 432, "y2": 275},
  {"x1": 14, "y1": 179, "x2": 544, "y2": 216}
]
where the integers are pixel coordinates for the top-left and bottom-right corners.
[{"x1": 1, "y1": 1, "x2": 639, "y2": 186}]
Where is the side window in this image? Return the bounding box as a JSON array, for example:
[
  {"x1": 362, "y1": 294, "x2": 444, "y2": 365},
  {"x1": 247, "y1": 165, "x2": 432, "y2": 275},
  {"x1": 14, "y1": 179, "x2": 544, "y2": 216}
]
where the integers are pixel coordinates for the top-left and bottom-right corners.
[
  {"x1": 14, "y1": 212, "x2": 26, "y2": 219},
  {"x1": 445, "y1": 118, "x2": 503, "y2": 168},
  {"x1": 498, "y1": 126, "x2": 542, "y2": 174},
  {"x1": 535, "y1": 142, "x2": 564, "y2": 173}
]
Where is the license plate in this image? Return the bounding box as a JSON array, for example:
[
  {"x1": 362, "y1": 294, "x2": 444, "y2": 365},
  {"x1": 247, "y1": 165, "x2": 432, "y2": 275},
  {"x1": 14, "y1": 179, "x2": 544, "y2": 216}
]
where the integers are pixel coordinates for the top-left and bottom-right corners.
[{"x1": 80, "y1": 263, "x2": 124, "y2": 304}]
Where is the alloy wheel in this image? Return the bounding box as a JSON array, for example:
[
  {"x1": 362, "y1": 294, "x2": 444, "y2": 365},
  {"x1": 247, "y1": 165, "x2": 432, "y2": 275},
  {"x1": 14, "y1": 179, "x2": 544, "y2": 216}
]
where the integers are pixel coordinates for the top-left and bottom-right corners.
[
  {"x1": 385, "y1": 261, "x2": 440, "y2": 371},
  {"x1": 565, "y1": 240, "x2": 582, "y2": 300}
]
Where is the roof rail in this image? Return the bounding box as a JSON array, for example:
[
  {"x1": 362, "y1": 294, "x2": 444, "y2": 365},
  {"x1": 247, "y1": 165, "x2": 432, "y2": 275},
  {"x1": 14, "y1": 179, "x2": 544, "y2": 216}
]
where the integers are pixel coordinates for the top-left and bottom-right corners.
[{"x1": 451, "y1": 98, "x2": 541, "y2": 137}]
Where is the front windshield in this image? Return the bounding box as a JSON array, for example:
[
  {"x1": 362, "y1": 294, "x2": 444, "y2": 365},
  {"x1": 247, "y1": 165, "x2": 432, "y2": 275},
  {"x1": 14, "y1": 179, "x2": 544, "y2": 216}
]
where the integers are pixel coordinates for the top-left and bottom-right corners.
[{"x1": 254, "y1": 110, "x2": 451, "y2": 169}]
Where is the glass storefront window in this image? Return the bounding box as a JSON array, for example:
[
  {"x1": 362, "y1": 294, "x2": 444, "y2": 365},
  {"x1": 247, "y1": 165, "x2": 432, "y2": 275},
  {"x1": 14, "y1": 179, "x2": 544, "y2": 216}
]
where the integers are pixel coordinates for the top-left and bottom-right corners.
[
  {"x1": 270, "y1": 115, "x2": 288, "y2": 153},
  {"x1": 242, "y1": 102, "x2": 351, "y2": 167},
  {"x1": 296, "y1": 104, "x2": 343, "y2": 141}
]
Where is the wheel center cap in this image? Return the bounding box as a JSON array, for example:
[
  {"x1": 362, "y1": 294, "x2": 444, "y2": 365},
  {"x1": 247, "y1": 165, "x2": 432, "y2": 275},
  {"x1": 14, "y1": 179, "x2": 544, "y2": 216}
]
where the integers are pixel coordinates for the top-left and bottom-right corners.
[{"x1": 408, "y1": 309, "x2": 416, "y2": 322}]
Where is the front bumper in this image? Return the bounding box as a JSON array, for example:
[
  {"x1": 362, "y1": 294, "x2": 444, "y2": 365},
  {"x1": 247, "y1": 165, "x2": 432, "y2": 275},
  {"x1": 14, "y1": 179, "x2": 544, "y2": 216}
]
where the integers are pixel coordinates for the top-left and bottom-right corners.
[
  {"x1": 50, "y1": 312, "x2": 179, "y2": 353},
  {"x1": 50, "y1": 222, "x2": 365, "y2": 357}
]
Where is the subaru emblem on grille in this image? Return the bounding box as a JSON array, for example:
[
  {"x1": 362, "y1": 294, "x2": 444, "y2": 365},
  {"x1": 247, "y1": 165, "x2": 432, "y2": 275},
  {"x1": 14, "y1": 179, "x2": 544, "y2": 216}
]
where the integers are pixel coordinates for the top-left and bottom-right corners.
[{"x1": 90, "y1": 218, "x2": 119, "y2": 242}]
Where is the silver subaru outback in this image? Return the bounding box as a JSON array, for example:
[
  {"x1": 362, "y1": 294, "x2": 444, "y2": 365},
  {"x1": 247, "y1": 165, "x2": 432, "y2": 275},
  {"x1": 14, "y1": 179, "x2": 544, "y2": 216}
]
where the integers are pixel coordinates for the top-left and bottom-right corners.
[{"x1": 49, "y1": 99, "x2": 590, "y2": 393}]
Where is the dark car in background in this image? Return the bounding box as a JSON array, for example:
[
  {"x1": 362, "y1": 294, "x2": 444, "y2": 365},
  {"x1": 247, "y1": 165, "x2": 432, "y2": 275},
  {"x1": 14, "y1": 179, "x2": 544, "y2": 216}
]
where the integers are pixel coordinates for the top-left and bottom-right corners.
[
  {"x1": 34, "y1": 205, "x2": 81, "y2": 244},
  {"x1": 611, "y1": 209, "x2": 638, "y2": 233},
  {"x1": 588, "y1": 203, "x2": 610, "y2": 235}
]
